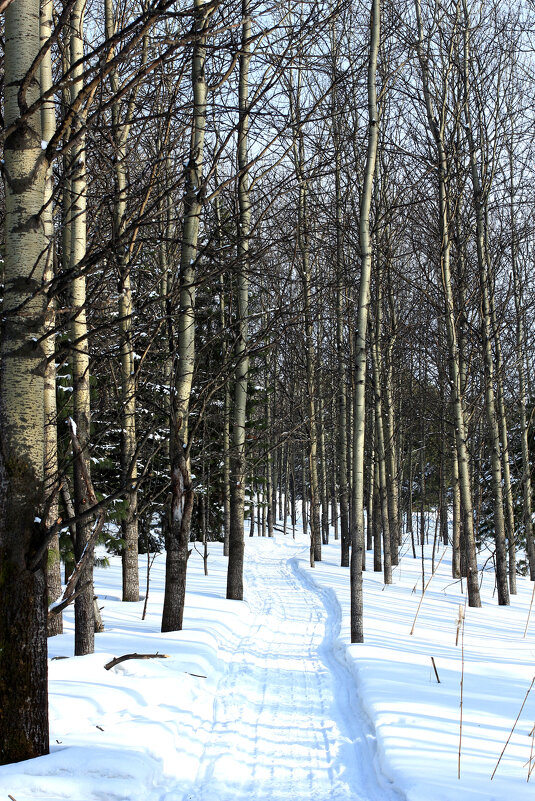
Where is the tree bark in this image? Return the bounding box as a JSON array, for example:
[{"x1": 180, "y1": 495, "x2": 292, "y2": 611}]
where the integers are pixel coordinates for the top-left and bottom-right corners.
[
  {"x1": 0, "y1": 0, "x2": 49, "y2": 763},
  {"x1": 384, "y1": 266, "x2": 399, "y2": 565},
  {"x1": 105, "y1": 0, "x2": 143, "y2": 603},
  {"x1": 290, "y1": 83, "x2": 321, "y2": 563},
  {"x1": 162, "y1": 0, "x2": 208, "y2": 631},
  {"x1": 414, "y1": 0, "x2": 480, "y2": 606},
  {"x1": 41, "y1": 0, "x2": 63, "y2": 637},
  {"x1": 227, "y1": 0, "x2": 251, "y2": 600},
  {"x1": 510, "y1": 157, "x2": 535, "y2": 578},
  {"x1": 371, "y1": 276, "x2": 392, "y2": 585},
  {"x1": 350, "y1": 0, "x2": 380, "y2": 643},
  {"x1": 69, "y1": 0, "x2": 95, "y2": 654},
  {"x1": 461, "y1": 0, "x2": 508, "y2": 605}
]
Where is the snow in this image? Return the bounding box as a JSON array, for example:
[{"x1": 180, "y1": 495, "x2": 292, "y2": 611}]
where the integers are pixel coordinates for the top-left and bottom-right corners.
[
  {"x1": 1, "y1": 521, "x2": 534, "y2": 800},
  {"x1": 299, "y1": 535, "x2": 535, "y2": 801}
]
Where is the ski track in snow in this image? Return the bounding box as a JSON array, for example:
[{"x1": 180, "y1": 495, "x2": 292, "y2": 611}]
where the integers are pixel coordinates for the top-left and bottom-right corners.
[{"x1": 182, "y1": 539, "x2": 402, "y2": 801}]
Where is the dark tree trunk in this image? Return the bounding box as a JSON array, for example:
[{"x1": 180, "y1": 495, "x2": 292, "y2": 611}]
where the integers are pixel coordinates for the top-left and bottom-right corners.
[{"x1": 161, "y1": 455, "x2": 194, "y2": 631}]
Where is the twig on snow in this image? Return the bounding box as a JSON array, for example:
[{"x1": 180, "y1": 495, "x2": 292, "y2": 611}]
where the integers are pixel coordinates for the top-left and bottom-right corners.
[
  {"x1": 491, "y1": 677, "x2": 535, "y2": 780},
  {"x1": 104, "y1": 652, "x2": 169, "y2": 670}
]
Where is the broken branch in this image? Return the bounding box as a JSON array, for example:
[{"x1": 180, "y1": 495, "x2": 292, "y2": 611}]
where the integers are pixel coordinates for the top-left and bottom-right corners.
[{"x1": 104, "y1": 653, "x2": 170, "y2": 670}]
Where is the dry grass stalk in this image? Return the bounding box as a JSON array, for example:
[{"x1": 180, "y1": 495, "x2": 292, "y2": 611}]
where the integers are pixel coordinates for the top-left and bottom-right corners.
[
  {"x1": 458, "y1": 597, "x2": 467, "y2": 779},
  {"x1": 523, "y1": 582, "x2": 535, "y2": 638},
  {"x1": 410, "y1": 548, "x2": 447, "y2": 636},
  {"x1": 491, "y1": 677, "x2": 535, "y2": 780},
  {"x1": 527, "y1": 723, "x2": 535, "y2": 781},
  {"x1": 456, "y1": 604, "x2": 465, "y2": 646}
]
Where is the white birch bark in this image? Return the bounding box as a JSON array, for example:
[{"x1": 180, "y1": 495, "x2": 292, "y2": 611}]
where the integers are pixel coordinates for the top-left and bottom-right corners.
[
  {"x1": 0, "y1": 0, "x2": 49, "y2": 761},
  {"x1": 105, "y1": 0, "x2": 145, "y2": 602},
  {"x1": 162, "y1": 0, "x2": 208, "y2": 631},
  {"x1": 69, "y1": 0, "x2": 96, "y2": 653},
  {"x1": 227, "y1": 0, "x2": 252, "y2": 598},
  {"x1": 414, "y1": 0, "x2": 480, "y2": 606},
  {"x1": 41, "y1": 0, "x2": 62, "y2": 637},
  {"x1": 461, "y1": 0, "x2": 508, "y2": 605},
  {"x1": 351, "y1": 0, "x2": 380, "y2": 643}
]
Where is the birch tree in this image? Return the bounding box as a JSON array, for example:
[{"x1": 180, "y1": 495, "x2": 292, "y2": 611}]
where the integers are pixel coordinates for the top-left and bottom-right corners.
[
  {"x1": 350, "y1": 0, "x2": 380, "y2": 643},
  {"x1": 68, "y1": 0, "x2": 96, "y2": 653},
  {"x1": 105, "y1": 0, "x2": 148, "y2": 603},
  {"x1": 161, "y1": 0, "x2": 209, "y2": 631},
  {"x1": 413, "y1": 0, "x2": 480, "y2": 607},
  {"x1": 227, "y1": 0, "x2": 252, "y2": 600},
  {"x1": 42, "y1": 0, "x2": 62, "y2": 637},
  {"x1": 0, "y1": 0, "x2": 49, "y2": 763}
]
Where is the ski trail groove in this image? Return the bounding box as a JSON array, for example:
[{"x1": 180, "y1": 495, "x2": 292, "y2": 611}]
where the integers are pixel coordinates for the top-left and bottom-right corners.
[{"x1": 183, "y1": 539, "x2": 403, "y2": 801}]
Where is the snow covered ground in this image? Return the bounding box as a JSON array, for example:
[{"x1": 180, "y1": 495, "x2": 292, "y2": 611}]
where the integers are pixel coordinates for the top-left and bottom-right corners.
[{"x1": 1, "y1": 524, "x2": 534, "y2": 800}]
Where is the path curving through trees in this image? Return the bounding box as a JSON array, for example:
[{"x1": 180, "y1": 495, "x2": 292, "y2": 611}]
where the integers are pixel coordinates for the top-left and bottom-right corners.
[{"x1": 184, "y1": 537, "x2": 402, "y2": 801}]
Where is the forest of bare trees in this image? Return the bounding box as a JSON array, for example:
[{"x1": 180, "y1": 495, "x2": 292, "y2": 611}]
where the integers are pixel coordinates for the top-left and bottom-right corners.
[{"x1": 2, "y1": 0, "x2": 535, "y2": 768}]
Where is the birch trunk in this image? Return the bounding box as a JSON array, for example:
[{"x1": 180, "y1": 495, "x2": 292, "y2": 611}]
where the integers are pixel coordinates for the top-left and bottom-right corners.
[
  {"x1": 318, "y1": 379, "x2": 330, "y2": 546},
  {"x1": 452, "y1": 442, "x2": 462, "y2": 578},
  {"x1": 227, "y1": 0, "x2": 251, "y2": 600},
  {"x1": 214, "y1": 178, "x2": 230, "y2": 554},
  {"x1": 510, "y1": 172, "x2": 535, "y2": 578},
  {"x1": 41, "y1": 0, "x2": 62, "y2": 637},
  {"x1": 373, "y1": 441, "x2": 382, "y2": 570},
  {"x1": 70, "y1": 0, "x2": 95, "y2": 654},
  {"x1": 335, "y1": 133, "x2": 350, "y2": 565},
  {"x1": 221, "y1": 280, "x2": 231, "y2": 556},
  {"x1": 384, "y1": 271, "x2": 399, "y2": 565},
  {"x1": 266, "y1": 362, "x2": 274, "y2": 538},
  {"x1": 371, "y1": 278, "x2": 392, "y2": 585},
  {"x1": 366, "y1": 438, "x2": 374, "y2": 552},
  {"x1": 490, "y1": 290, "x2": 516, "y2": 593},
  {"x1": 461, "y1": 1, "x2": 508, "y2": 604},
  {"x1": 414, "y1": 0, "x2": 480, "y2": 606},
  {"x1": 290, "y1": 110, "x2": 321, "y2": 563},
  {"x1": 162, "y1": 0, "x2": 208, "y2": 631},
  {"x1": 407, "y1": 434, "x2": 416, "y2": 559},
  {"x1": 0, "y1": 0, "x2": 49, "y2": 762},
  {"x1": 105, "y1": 0, "x2": 143, "y2": 602},
  {"x1": 351, "y1": 0, "x2": 380, "y2": 642}
]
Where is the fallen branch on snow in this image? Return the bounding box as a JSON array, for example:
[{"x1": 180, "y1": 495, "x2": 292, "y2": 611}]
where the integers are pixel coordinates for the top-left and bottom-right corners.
[{"x1": 104, "y1": 653, "x2": 170, "y2": 670}]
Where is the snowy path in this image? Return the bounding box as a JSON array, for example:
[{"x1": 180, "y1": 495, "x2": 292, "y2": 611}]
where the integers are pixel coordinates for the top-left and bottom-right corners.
[
  {"x1": 184, "y1": 538, "x2": 400, "y2": 801},
  {"x1": 4, "y1": 533, "x2": 532, "y2": 801}
]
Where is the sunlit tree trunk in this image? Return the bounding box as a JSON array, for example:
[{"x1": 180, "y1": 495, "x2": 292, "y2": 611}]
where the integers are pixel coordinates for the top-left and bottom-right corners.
[
  {"x1": 266, "y1": 352, "x2": 274, "y2": 539},
  {"x1": 290, "y1": 78, "x2": 321, "y2": 564},
  {"x1": 371, "y1": 274, "x2": 392, "y2": 585},
  {"x1": 70, "y1": 0, "x2": 95, "y2": 653},
  {"x1": 384, "y1": 263, "x2": 399, "y2": 565},
  {"x1": 461, "y1": 0, "x2": 508, "y2": 604},
  {"x1": 373, "y1": 438, "x2": 382, "y2": 570},
  {"x1": 105, "y1": 0, "x2": 145, "y2": 602},
  {"x1": 351, "y1": 0, "x2": 380, "y2": 642},
  {"x1": 452, "y1": 442, "x2": 462, "y2": 578},
  {"x1": 227, "y1": 0, "x2": 251, "y2": 600},
  {"x1": 489, "y1": 287, "x2": 516, "y2": 594},
  {"x1": 334, "y1": 111, "x2": 350, "y2": 567},
  {"x1": 0, "y1": 0, "x2": 49, "y2": 763},
  {"x1": 318, "y1": 387, "x2": 330, "y2": 546},
  {"x1": 510, "y1": 148, "x2": 535, "y2": 578},
  {"x1": 366, "y1": 437, "x2": 375, "y2": 552},
  {"x1": 162, "y1": 0, "x2": 208, "y2": 631},
  {"x1": 414, "y1": 0, "x2": 480, "y2": 606},
  {"x1": 220, "y1": 273, "x2": 231, "y2": 556},
  {"x1": 41, "y1": 0, "x2": 62, "y2": 637}
]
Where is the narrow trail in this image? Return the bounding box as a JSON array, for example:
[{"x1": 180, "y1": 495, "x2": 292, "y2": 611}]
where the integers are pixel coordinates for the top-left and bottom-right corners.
[{"x1": 184, "y1": 537, "x2": 401, "y2": 801}]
